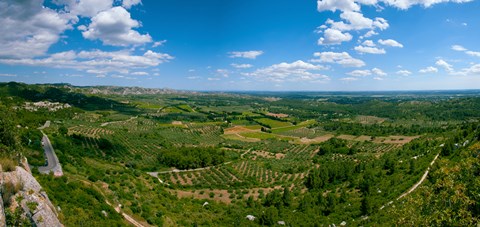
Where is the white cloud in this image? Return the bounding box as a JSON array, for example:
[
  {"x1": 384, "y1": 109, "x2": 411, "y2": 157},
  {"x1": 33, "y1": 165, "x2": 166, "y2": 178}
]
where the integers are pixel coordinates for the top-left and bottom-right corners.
[
  {"x1": 346, "y1": 67, "x2": 386, "y2": 77},
  {"x1": 231, "y1": 63, "x2": 253, "y2": 69},
  {"x1": 354, "y1": 45, "x2": 386, "y2": 54},
  {"x1": 347, "y1": 69, "x2": 372, "y2": 77},
  {"x1": 435, "y1": 59, "x2": 453, "y2": 71},
  {"x1": 318, "y1": 28, "x2": 352, "y2": 45},
  {"x1": 228, "y1": 51, "x2": 264, "y2": 59},
  {"x1": 372, "y1": 17, "x2": 389, "y2": 30},
  {"x1": 0, "y1": 0, "x2": 76, "y2": 58},
  {"x1": 462, "y1": 64, "x2": 480, "y2": 75},
  {"x1": 122, "y1": 0, "x2": 142, "y2": 9},
  {"x1": 326, "y1": 12, "x2": 389, "y2": 32},
  {"x1": 381, "y1": 0, "x2": 473, "y2": 10},
  {"x1": 362, "y1": 40, "x2": 376, "y2": 47},
  {"x1": 396, "y1": 70, "x2": 412, "y2": 76},
  {"x1": 378, "y1": 39, "x2": 403, "y2": 48},
  {"x1": 340, "y1": 77, "x2": 359, "y2": 81},
  {"x1": 451, "y1": 45, "x2": 467, "y2": 51},
  {"x1": 315, "y1": 0, "x2": 470, "y2": 47},
  {"x1": 131, "y1": 71, "x2": 149, "y2": 76},
  {"x1": 0, "y1": 73, "x2": 17, "y2": 77},
  {"x1": 317, "y1": 0, "x2": 361, "y2": 12},
  {"x1": 82, "y1": 6, "x2": 152, "y2": 46},
  {"x1": 373, "y1": 77, "x2": 384, "y2": 80},
  {"x1": 244, "y1": 60, "x2": 329, "y2": 83},
  {"x1": 466, "y1": 51, "x2": 480, "y2": 57},
  {"x1": 419, "y1": 66, "x2": 438, "y2": 73},
  {"x1": 216, "y1": 69, "x2": 229, "y2": 77},
  {"x1": 68, "y1": 0, "x2": 113, "y2": 17},
  {"x1": 207, "y1": 77, "x2": 220, "y2": 81},
  {"x1": 372, "y1": 67, "x2": 387, "y2": 76},
  {"x1": 312, "y1": 51, "x2": 366, "y2": 67},
  {"x1": 152, "y1": 40, "x2": 167, "y2": 47},
  {"x1": 0, "y1": 49, "x2": 173, "y2": 75},
  {"x1": 363, "y1": 30, "x2": 378, "y2": 38},
  {"x1": 187, "y1": 76, "x2": 200, "y2": 80},
  {"x1": 451, "y1": 44, "x2": 480, "y2": 57}
]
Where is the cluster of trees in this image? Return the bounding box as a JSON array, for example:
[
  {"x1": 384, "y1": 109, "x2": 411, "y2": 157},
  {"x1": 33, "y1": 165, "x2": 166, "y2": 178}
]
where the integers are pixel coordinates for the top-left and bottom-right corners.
[
  {"x1": 321, "y1": 121, "x2": 449, "y2": 136},
  {"x1": 305, "y1": 160, "x2": 356, "y2": 190},
  {"x1": 316, "y1": 138, "x2": 358, "y2": 156},
  {"x1": 157, "y1": 147, "x2": 226, "y2": 169}
]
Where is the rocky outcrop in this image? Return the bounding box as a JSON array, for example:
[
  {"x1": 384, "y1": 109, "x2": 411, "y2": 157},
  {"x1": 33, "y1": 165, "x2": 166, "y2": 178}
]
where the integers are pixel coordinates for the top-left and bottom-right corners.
[
  {"x1": 1, "y1": 166, "x2": 62, "y2": 227},
  {"x1": 0, "y1": 191, "x2": 5, "y2": 227}
]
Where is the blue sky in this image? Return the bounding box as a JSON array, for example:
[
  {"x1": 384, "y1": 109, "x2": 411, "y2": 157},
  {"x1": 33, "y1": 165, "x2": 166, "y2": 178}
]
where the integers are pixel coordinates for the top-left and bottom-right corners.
[{"x1": 0, "y1": 0, "x2": 480, "y2": 91}]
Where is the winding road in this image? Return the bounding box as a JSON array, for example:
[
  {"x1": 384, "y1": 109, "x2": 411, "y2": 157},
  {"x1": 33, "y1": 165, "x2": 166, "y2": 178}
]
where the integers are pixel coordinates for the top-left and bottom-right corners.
[
  {"x1": 380, "y1": 153, "x2": 440, "y2": 210},
  {"x1": 38, "y1": 133, "x2": 63, "y2": 176}
]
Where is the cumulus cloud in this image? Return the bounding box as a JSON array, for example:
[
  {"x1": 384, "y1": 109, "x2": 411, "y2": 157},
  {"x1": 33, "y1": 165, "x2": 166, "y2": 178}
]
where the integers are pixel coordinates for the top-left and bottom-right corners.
[
  {"x1": 312, "y1": 52, "x2": 366, "y2": 67},
  {"x1": 316, "y1": 0, "x2": 469, "y2": 46},
  {"x1": 0, "y1": 0, "x2": 76, "y2": 58},
  {"x1": 228, "y1": 51, "x2": 264, "y2": 59},
  {"x1": 82, "y1": 6, "x2": 152, "y2": 46},
  {"x1": 244, "y1": 60, "x2": 329, "y2": 83},
  {"x1": 451, "y1": 44, "x2": 480, "y2": 57},
  {"x1": 131, "y1": 71, "x2": 149, "y2": 76},
  {"x1": 419, "y1": 66, "x2": 438, "y2": 73},
  {"x1": 396, "y1": 70, "x2": 412, "y2": 76},
  {"x1": 435, "y1": 59, "x2": 453, "y2": 71},
  {"x1": 372, "y1": 67, "x2": 387, "y2": 76},
  {"x1": 347, "y1": 69, "x2": 372, "y2": 77},
  {"x1": 318, "y1": 28, "x2": 353, "y2": 45},
  {"x1": 362, "y1": 40, "x2": 376, "y2": 47},
  {"x1": 354, "y1": 46, "x2": 386, "y2": 54},
  {"x1": 340, "y1": 77, "x2": 359, "y2": 81},
  {"x1": 451, "y1": 45, "x2": 467, "y2": 51},
  {"x1": 122, "y1": 0, "x2": 142, "y2": 9},
  {"x1": 381, "y1": 0, "x2": 473, "y2": 10},
  {"x1": 152, "y1": 40, "x2": 167, "y2": 47},
  {"x1": 231, "y1": 63, "x2": 253, "y2": 69},
  {"x1": 346, "y1": 67, "x2": 386, "y2": 78},
  {"x1": 317, "y1": 0, "x2": 473, "y2": 11},
  {"x1": 378, "y1": 39, "x2": 404, "y2": 48},
  {"x1": 0, "y1": 49, "x2": 173, "y2": 76},
  {"x1": 317, "y1": 0, "x2": 361, "y2": 12},
  {"x1": 67, "y1": 0, "x2": 113, "y2": 17}
]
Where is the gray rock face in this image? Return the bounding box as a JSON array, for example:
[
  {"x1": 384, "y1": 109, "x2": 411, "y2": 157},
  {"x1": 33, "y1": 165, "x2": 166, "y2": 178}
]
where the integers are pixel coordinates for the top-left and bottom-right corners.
[
  {"x1": 1, "y1": 166, "x2": 62, "y2": 227},
  {"x1": 0, "y1": 192, "x2": 5, "y2": 227}
]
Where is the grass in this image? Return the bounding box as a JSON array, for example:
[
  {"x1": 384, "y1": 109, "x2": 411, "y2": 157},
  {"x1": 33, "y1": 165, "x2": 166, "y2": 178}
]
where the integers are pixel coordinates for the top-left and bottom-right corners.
[
  {"x1": 255, "y1": 118, "x2": 292, "y2": 128},
  {"x1": 177, "y1": 104, "x2": 194, "y2": 112},
  {"x1": 271, "y1": 120, "x2": 316, "y2": 133},
  {"x1": 0, "y1": 158, "x2": 17, "y2": 172},
  {"x1": 222, "y1": 134, "x2": 259, "y2": 142},
  {"x1": 240, "y1": 132, "x2": 295, "y2": 141}
]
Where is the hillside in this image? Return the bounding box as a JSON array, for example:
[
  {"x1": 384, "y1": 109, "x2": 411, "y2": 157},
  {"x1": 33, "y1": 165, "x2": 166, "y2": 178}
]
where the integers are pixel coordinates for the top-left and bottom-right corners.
[{"x1": 0, "y1": 82, "x2": 479, "y2": 226}]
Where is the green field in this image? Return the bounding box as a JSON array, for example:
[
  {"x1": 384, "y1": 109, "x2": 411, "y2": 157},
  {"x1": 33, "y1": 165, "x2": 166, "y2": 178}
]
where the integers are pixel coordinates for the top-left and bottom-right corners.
[{"x1": 255, "y1": 118, "x2": 292, "y2": 128}]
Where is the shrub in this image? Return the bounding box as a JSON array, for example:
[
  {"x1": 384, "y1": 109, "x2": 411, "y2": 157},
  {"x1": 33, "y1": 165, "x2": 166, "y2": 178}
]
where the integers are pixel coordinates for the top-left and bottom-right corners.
[{"x1": 0, "y1": 158, "x2": 16, "y2": 172}]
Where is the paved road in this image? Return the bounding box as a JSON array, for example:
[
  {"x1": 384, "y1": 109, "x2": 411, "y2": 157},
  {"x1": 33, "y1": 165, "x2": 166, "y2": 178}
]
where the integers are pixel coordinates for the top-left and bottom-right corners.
[{"x1": 38, "y1": 134, "x2": 63, "y2": 176}]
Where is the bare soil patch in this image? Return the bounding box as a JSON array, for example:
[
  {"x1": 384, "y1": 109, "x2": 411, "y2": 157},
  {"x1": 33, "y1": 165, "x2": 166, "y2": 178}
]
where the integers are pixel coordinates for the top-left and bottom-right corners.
[
  {"x1": 224, "y1": 126, "x2": 257, "y2": 134},
  {"x1": 251, "y1": 151, "x2": 285, "y2": 159},
  {"x1": 374, "y1": 135, "x2": 420, "y2": 144},
  {"x1": 266, "y1": 112, "x2": 289, "y2": 118},
  {"x1": 298, "y1": 134, "x2": 334, "y2": 144}
]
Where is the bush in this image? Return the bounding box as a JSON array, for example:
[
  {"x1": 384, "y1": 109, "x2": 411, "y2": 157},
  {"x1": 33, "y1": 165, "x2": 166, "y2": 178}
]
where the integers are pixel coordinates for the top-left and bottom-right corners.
[{"x1": 0, "y1": 158, "x2": 16, "y2": 172}]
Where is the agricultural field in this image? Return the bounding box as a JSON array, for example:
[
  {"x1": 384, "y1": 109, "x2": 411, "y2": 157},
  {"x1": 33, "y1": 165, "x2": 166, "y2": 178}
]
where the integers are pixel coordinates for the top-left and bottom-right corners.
[{"x1": 2, "y1": 83, "x2": 480, "y2": 226}]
